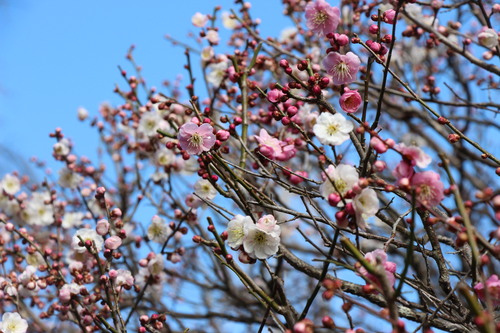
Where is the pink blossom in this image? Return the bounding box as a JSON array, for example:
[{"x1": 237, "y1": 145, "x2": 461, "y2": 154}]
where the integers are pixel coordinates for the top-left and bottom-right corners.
[
  {"x1": 474, "y1": 275, "x2": 500, "y2": 306},
  {"x1": 96, "y1": 219, "x2": 110, "y2": 236},
  {"x1": 255, "y1": 129, "x2": 296, "y2": 161},
  {"x1": 339, "y1": 88, "x2": 362, "y2": 113},
  {"x1": 411, "y1": 171, "x2": 444, "y2": 207},
  {"x1": 305, "y1": 0, "x2": 340, "y2": 37},
  {"x1": 267, "y1": 89, "x2": 285, "y2": 103},
  {"x1": 323, "y1": 52, "x2": 361, "y2": 85},
  {"x1": 383, "y1": 9, "x2": 396, "y2": 24},
  {"x1": 393, "y1": 160, "x2": 415, "y2": 180},
  {"x1": 104, "y1": 236, "x2": 122, "y2": 250},
  {"x1": 358, "y1": 249, "x2": 397, "y2": 287},
  {"x1": 178, "y1": 123, "x2": 216, "y2": 155},
  {"x1": 395, "y1": 143, "x2": 431, "y2": 168}
]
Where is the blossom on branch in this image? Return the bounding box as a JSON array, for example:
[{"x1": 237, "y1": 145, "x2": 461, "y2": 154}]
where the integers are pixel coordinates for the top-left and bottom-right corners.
[
  {"x1": 357, "y1": 249, "x2": 397, "y2": 288},
  {"x1": 178, "y1": 123, "x2": 216, "y2": 155},
  {"x1": 0, "y1": 312, "x2": 28, "y2": 333},
  {"x1": 322, "y1": 52, "x2": 360, "y2": 85},
  {"x1": 313, "y1": 112, "x2": 353, "y2": 146},
  {"x1": 305, "y1": 0, "x2": 340, "y2": 37}
]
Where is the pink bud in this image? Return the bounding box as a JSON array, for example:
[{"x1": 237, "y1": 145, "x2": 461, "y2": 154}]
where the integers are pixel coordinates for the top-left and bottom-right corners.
[
  {"x1": 96, "y1": 219, "x2": 110, "y2": 235},
  {"x1": 372, "y1": 160, "x2": 386, "y2": 172},
  {"x1": 335, "y1": 33, "x2": 349, "y2": 46},
  {"x1": 105, "y1": 236, "x2": 122, "y2": 250},
  {"x1": 370, "y1": 137, "x2": 388, "y2": 154},
  {"x1": 369, "y1": 24, "x2": 379, "y2": 34},
  {"x1": 383, "y1": 9, "x2": 396, "y2": 24},
  {"x1": 340, "y1": 88, "x2": 362, "y2": 113}
]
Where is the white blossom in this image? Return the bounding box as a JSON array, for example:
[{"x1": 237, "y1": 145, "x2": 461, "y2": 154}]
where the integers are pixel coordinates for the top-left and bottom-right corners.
[
  {"x1": 221, "y1": 11, "x2": 238, "y2": 29},
  {"x1": 154, "y1": 147, "x2": 175, "y2": 166},
  {"x1": 1, "y1": 174, "x2": 20, "y2": 195},
  {"x1": 226, "y1": 215, "x2": 253, "y2": 249},
  {"x1": 62, "y1": 212, "x2": 84, "y2": 229},
  {"x1": 77, "y1": 107, "x2": 89, "y2": 121},
  {"x1": 24, "y1": 191, "x2": 54, "y2": 226},
  {"x1": 206, "y1": 62, "x2": 228, "y2": 86},
  {"x1": 53, "y1": 138, "x2": 71, "y2": 157},
  {"x1": 58, "y1": 167, "x2": 84, "y2": 189},
  {"x1": 353, "y1": 188, "x2": 379, "y2": 230},
  {"x1": 205, "y1": 30, "x2": 220, "y2": 44},
  {"x1": 320, "y1": 164, "x2": 359, "y2": 199},
  {"x1": 313, "y1": 112, "x2": 353, "y2": 146},
  {"x1": 72, "y1": 228, "x2": 104, "y2": 253},
  {"x1": 194, "y1": 179, "x2": 217, "y2": 201},
  {"x1": 0, "y1": 312, "x2": 28, "y2": 333},
  {"x1": 243, "y1": 224, "x2": 281, "y2": 260},
  {"x1": 147, "y1": 215, "x2": 172, "y2": 244},
  {"x1": 191, "y1": 12, "x2": 208, "y2": 27},
  {"x1": 138, "y1": 112, "x2": 169, "y2": 138},
  {"x1": 478, "y1": 28, "x2": 499, "y2": 49}
]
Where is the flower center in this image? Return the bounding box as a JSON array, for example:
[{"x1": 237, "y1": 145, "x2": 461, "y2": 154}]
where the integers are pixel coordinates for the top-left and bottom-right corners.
[
  {"x1": 334, "y1": 179, "x2": 347, "y2": 194},
  {"x1": 333, "y1": 61, "x2": 352, "y2": 81},
  {"x1": 419, "y1": 184, "x2": 432, "y2": 201},
  {"x1": 314, "y1": 11, "x2": 328, "y2": 25},
  {"x1": 326, "y1": 123, "x2": 339, "y2": 136},
  {"x1": 254, "y1": 231, "x2": 266, "y2": 244},
  {"x1": 189, "y1": 133, "x2": 204, "y2": 147}
]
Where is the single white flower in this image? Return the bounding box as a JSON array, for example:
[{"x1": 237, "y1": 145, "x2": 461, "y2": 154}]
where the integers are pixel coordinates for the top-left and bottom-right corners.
[
  {"x1": 62, "y1": 212, "x2": 84, "y2": 229},
  {"x1": 148, "y1": 255, "x2": 165, "y2": 275},
  {"x1": 191, "y1": 12, "x2": 208, "y2": 27},
  {"x1": 205, "y1": 30, "x2": 220, "y2": 44},
  {"x1": 154, "y1": 147, "x2": 175, "y2": 166},
  {"x1": 77, "y1": 107, "x2": 89, "y2": 121},
  {"x1": 201, "y1": 46, "x2": 214, "y2": 62},
  {"x1": 194, "y1": 179, "x2": 217, "y2": 201},
  {"x1": 53, "y1": 138, "x2": 71, "y2": 157},
  {"x1": 0, "y1": 312, "x2": 28, "y2": 333},
  {"x1": 147, "y1": 215, "x2": 172, "y2": 244},
  {"x1": 478, "y1": 28, "x2": 499, "y2": 49},
  {"x1": 226, "y1": 215, "x2": 253, "y2": 249},
  {"x1": 320, "y1": 164, "x2": 359, "y2": 199},
  {"x1": 58, "y1": 167, "x2": 84, "y2": 189},
  {"x1": 221, "y1": 11, "x2": 238, "y2": 29},
  {"x1": 1, "y1": 174, "x2": 20, "y2": 195},
  {"x1": 24, "y1": 191, "x2": 54, "y2": 226},
  {"x1": 353, "y1": 188, "x2": 379, "y2": 230},
  {"x1": 138, "y1": 112, "x2": 169, "y2": 138},
  {"x1": 72, "y1": 228, "x2": 104, "y2": 253},
  {"x1": 313, "y1": 112, "x2": 353, "y2": 146},
  {"x1": 206, "y1": 62, "x2": 228, "y2": 86},
  {"x1": 243, "y1": 224, "x2": 281, "y2": 260}
]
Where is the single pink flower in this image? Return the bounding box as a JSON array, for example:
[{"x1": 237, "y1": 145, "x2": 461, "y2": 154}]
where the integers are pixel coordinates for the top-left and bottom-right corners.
[
  {"x1": 255, "y1": 129, "x2": 296, "y2": 161},
  {"x1": 305, "y1": 0, "x2": 340, "y2": 36},
  {"x1": 339, "y1": 88, "x2": 362, "y2": 113},
  {"x1": 358, "y1": 249, "x2": 397, "y2": 287},
  {"x1": 395, "y1": 143, "x2": 431, "y2": 168},
  {"x1": 267, "y1": 89, "x2": 285, "y2": 103},
  {"x1": 474, "y1": 275, "x2": 500, "y2": 306},
  {"x1": 104, "y1": 236, "x2": 122, "y2": 250},
  {"x1": 411, "y1": 171, "x2": 444, "y2": 207},
  {"x1": 393, "y1": 160, "x2": 415, "y2": 180},
  {"x1": 178, "y1": 123, "x2": 216, "y2": 155},
  {"x1": 323, "y1": 52, "x2": 361, "y2": 85}
]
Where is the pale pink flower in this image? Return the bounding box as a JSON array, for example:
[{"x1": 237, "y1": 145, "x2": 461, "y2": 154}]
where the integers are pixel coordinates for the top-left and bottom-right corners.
[
  {"x1": 474, "y1": 274, "x2": 500, "y2": 306},
  {"x1": 205, "y1": 30, "x2": 220, "y2": 44},
  {"x1": 256, "y1": 214, "x2": 281, "y2": 237},
  {"x1": 393, "y1": 160, "x2": 414, "y2": 180},
  {"x1": 104, "y1": 236, "x2": 122, "y2": 250},
  {"x1": 411, "y1": 171, "x2": 444, "y2": 207},
  {"x1": 358, "y1": 249, "x2": 397, "y2": 287},
  {"x1": 191, "y1": 12, "x2": 208, "y2": 27},
  {"x1": 254, "y1": 129, "x2": 296, "y2": 161},
  {"x1": 112, "y1": 269, "x2": 134, "y2": 291},
  {"x1": 305, "y1": 0, "x2": 340, "y2": 37},
  {"x1": 395, "y1": 143, "x2": 431, "y2": 168},
  {"x1": 323, "y1": 52, "x2": 361, "y2": 85},
  {"x1": 267, "y1": 89, "x2": 285, "y2": 103},
  {"x1": 178, "y1": 123, "x2": 216, "y2": 155},
  {"x1": 478, "y1": 28, "x2": 499, "y2": 49},
  {"x1": 339, "y1": 88, "x2": 362, "y2": 113}
]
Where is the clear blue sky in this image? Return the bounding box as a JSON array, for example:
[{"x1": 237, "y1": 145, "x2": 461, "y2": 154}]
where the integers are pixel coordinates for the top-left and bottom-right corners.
[{"x1": 0, "y1": 0, "x2": 286, "y2": 172}]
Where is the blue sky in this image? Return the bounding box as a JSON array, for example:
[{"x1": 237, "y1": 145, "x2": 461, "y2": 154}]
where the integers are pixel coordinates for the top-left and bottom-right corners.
[{"x1": 0, "y1": 0, "x2": 286, "y2": 173}]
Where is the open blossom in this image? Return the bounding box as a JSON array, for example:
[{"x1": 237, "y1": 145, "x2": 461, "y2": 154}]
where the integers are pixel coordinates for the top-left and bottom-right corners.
[
  {"x1": 53, "y1": 138, "x2": 71, "y2": 157},
  {"x1": 0, "y1": 312, "x2": 28, "y2": 333},
  {"x1": 24, "y1": 191, "x2": 54, "y2": 226},
  {"x1": 243, "y1": 223, "x2": 281, "y2": 260},
  {"x1": 305, "y1": 0, "x2": 340, "y2": 36},
  {"x1": 411, "y1": 171, "x2": 444, "y2": 207},
  {"x1": 59, "y1": 283, "x2": 80, "y2": 304},
  {"x1": 254, "y1": 129, "x2": 296, "y2": 161},
  {"x1": 227, "y1": 215, "x2": 253, "y2": 249},
  {"x1": 147, "y1": 215, "x2": 172, "y2": 244},
  {"x1": 395, "y1": 143, "x2": 431, "y2": 168},
  {"x1": 138, "y1": 111, "x2": 169, "y2": 138},
  {"x1": 323, "y1": 52, "x2": 361, "y2": 85},
  {"x1": 474, "y1": 274, "x2": 500, "y2": 306},
  {"x1": 178, "y1": 123, "x2": 216, "y2": 155},
  {"x1": 1, "y1": 173, "x2": 20, "y2": 195},
  {"x1": 205, "y1": 30, "x2": 220, "y2": 44},
  {"x1": 112, "y1": 269, "x2": 135, "y2": 291},
  {"x1": 58, "y1": 167, "x2": 84, "y2": 189},
  {"x1": 62, "y1": 211, "x2": 84, "y2": 229},
  {"x1": 313, "y1": 112, "x2": 353, "y2": 146},
  {"x1": 478, "y1": 28, "x2": 499, "y2": 49},
  {"x1": 221, "y1": 11, "x2": 238, "y2": 29},
  {"x1": 154, "y1": 147, "x2": 175, "y2": 166},
  {"x1": 353, "y1": 188, "x2": 379, "y2": 230},
  {"x1": 339, "y1": 88, "x2": 362, "y2": 113},
  {"x1": 358, "y1": 249, "x2": 397, "y2": 287},
  {"x1": 206, "y1": 61, "x2": 228, "y2": 86},
  {"x1": 191, "y1": 12, "x2": 208, "y2": 27},
  {"x1": 72, "y1": 228, "x2": 104, "y2": 253},
  {"x1": 194, "y1": 179, "x2": 217, "y2": 201},
  {"x1": 105, "y1": 236, "x2": 122, "y2": 250},
  {"x1": 267, "y1": 88, "x2": 285, "y2": 103},
  {"x1": 320, "y1": 164, "x2": 359, "y2": 199}
]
